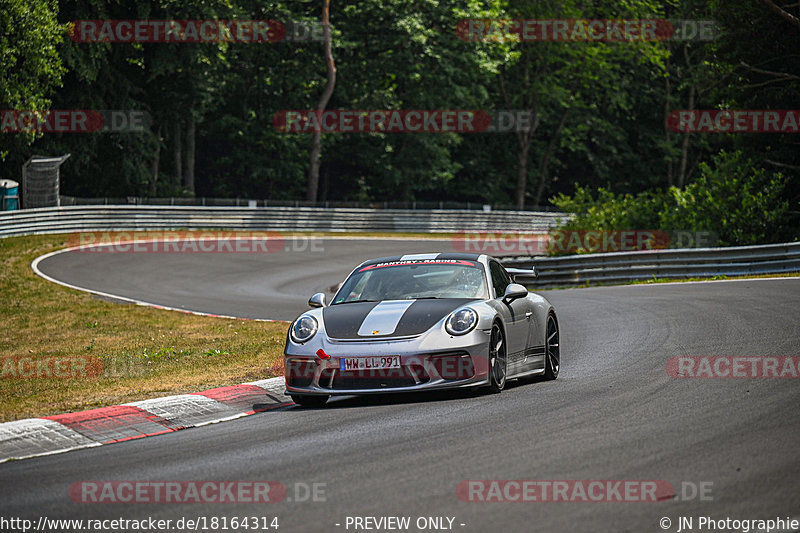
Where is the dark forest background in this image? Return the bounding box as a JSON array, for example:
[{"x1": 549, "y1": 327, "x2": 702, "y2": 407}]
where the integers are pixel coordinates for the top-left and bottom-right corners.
[{"x1": 1, "y1": 0, "x2": 798, "y2": 242}]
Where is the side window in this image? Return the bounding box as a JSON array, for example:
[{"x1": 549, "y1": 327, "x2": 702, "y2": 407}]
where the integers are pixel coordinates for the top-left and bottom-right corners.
[{"x1": 489, "y1": 261, "x2": 511, "y2": 298}]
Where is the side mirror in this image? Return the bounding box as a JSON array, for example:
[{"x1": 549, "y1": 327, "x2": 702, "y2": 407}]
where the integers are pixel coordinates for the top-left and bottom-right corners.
[
  {"x1": 308, "y1": 293, "x2": 327, "y2": 308},
  {"x1": 502, "y1": 283, "x2": 528, "y2": 302}
]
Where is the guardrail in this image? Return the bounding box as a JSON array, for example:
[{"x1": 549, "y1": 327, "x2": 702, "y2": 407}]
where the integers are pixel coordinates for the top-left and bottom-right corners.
[
  {"x1": 4, "y1": 206, "x2": 796, "y2": 286},
  {"x1": 59, "y1": 195, "x2": 563, "y2": 212},
  {"x1": 0, "y1": 205, "x2": 566, "y2": 238},
  {"x1": 505, "y1": 242, "x2": 800, "y2": 288}
]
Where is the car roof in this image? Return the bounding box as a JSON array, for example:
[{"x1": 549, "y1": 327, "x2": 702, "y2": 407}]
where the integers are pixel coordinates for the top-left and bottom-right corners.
[{"x1": 360, "y1": 253, "x2": 484, "y2": 267}]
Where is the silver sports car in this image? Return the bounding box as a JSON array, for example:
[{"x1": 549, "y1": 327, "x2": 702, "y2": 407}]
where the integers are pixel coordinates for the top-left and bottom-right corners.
[{"x1": 284, "y1": 253, "x2": 560, "y2": 406}]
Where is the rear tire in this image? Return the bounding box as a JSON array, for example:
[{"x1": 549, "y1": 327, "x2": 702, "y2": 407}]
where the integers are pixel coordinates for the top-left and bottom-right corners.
[
  {"x1": 543, "y1": 313, "x2": 560, "y2": 380},
  {"x1": 290, "y1": 394, "x2": 329, "y2": 407},
  {"x1": 487, "y1": 323, "x2": 507, "y2": 393}
]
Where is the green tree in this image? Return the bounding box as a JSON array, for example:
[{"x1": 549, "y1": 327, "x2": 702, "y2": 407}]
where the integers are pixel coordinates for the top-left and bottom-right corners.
[
  {"x1": 551, "y1": 150, "x2": 792, "y2": 250},
  {"x1": 0, "y1": 0, "x2": 65, "y2": 160},
  {"x1": 661, "y1": 150, "x2": 790, "y2": 245},
  {"x1": 466, "y1": 0, "x2": 670, "y2": 208}
]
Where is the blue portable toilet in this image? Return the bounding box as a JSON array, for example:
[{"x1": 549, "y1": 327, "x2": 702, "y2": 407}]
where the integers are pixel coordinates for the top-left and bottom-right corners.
[{"x1": 0, "y1": 179, "x2": 19, "y2": 211}]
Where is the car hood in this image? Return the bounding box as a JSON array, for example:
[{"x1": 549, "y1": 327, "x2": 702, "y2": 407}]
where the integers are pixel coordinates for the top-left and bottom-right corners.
[{"x1": 322, "y1": 298, "x2": 477, "y2": 339}]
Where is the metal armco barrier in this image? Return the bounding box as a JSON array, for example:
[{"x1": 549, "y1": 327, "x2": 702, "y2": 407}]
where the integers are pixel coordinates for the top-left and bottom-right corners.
[
  {"x1": 0, "y1": 205, "x2": 565, "y2": 238},
  {"x1": 505, "y1": 242, "x2": 800, "y2": 288},
  {"x1": 3, "y1": 206, "x2": 796, "y2": 286}
]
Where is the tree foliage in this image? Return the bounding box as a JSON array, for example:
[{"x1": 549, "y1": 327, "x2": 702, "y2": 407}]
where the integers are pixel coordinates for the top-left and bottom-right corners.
[
  {"x1": 0, "y1": 0, "x2": 796, "y2": 246},
  {"x1": 0, "y1": 0, "x2": 65, "y2": 159},
  {"x1": 552, "y1": 150, "x2": 790, "y2": 248}
]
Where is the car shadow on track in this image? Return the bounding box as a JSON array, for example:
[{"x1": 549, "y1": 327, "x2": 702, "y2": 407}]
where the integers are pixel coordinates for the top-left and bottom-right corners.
[
  {"x1": 322, "y1": 389, "x2": 478, "y2": 409},
  {"x1": 285, "y1": 377, "x2": 544, "y2": 410}
]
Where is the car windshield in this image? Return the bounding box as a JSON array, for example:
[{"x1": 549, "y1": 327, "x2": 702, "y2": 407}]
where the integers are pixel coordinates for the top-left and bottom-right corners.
[{"x1": 332, "y1": 260, "x2": 488, "y2": 303}]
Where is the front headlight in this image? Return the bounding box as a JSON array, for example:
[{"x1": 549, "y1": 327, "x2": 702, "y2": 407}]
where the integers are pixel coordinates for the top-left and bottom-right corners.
[
  {"x1": 291, "y1": 315, "x2": 318, "y2": 343},
  {"x1": 445, "y1": 307, "x2": 478, "y2": 336}
]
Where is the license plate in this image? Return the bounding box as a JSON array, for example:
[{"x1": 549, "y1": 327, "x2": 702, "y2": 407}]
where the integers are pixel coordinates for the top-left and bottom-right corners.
[{"x1": 339, "y1": 356, "x2": 401, "y2": 371}]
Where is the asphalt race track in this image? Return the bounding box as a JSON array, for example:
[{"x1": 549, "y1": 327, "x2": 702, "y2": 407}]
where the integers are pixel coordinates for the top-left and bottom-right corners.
[
  {"x1": 34, "y1": 238, "x2": 455, "y2": 320},
  {"x1": 4, "y1": 238, "x2": 800, "y2": 532}
]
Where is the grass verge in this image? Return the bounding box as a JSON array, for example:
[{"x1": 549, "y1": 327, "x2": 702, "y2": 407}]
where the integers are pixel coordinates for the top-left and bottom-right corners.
[
  {"x1": 630, "y1": 272, "x2": 800, "y2": 285},
  {"x1": 0, "y1": 234, "x2": 289, "y2": 422}
]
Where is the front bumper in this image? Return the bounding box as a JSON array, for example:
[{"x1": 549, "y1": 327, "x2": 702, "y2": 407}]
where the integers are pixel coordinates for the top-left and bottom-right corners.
[{"x1": 284, "y1": 331, "x2": 491, "y2": 396}]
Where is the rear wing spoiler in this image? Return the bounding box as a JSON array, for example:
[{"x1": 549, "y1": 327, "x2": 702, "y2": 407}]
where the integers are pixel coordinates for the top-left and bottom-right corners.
[{"x1": 505, "y1": 266, "x2": 538, "y2": 280}]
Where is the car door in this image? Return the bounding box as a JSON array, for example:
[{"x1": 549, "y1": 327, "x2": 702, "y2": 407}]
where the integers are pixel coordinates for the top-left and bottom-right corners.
[{"x1": 489, "y1": 260, "x2": 530, "y2": 369}]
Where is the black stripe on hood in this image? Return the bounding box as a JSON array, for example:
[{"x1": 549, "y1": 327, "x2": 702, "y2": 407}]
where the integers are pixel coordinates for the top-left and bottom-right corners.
[
  {"x1": 322, "y1": 302, "x2": 380, "y2": 339},
  {"x1": 323, "y1": 298, "x2": 476, "y2": 339}
]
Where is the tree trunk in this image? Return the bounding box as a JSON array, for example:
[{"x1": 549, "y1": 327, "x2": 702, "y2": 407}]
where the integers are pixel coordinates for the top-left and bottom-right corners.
[
  {"x1": 183, "y1": 116, "x2": 196, "y2": 196},
  {"x1": 533, "y1": 110, "x2": 568, "y2": 207},
  {"x1": 307, "y1": 0, "x2": 336, "y2": 203},
  {"x1": 664, "y1": 55, "x2": 674, "y2": 187},
  {"x1": 678, "y1": 84, "x2": 695, "y2": 188},
  {"x1": 498, "y1": 65, "x2": 540, "y2": 211},
  {"x1": 515, "y1": 142, "x2": 530, "y2": 210},
  {"x1": 758, "y1": 0, "x2": 800, "y2": 30},
  {"x1": 512, "y1": 115, "x2": 539, "y2": 210},
  {"x1": 150, "y1": 125, "x2": 162, "y2": 196},
  {"x1": 173, "y1": 120, "x2": 182, "y2": 189},
  {"x1": 678, "y1": 45, "x2": 696, "y2": 189}
]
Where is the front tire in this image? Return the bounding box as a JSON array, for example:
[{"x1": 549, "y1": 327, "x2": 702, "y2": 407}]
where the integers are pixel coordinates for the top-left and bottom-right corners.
[
  {"x1": 290, "y1": 394, "x2": 329, "y2": 407},
  {"x1": 487, "y1": 323, "x2": 507, "y2": 393}
]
